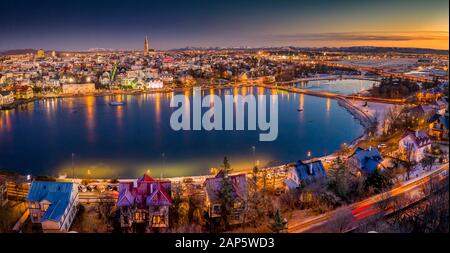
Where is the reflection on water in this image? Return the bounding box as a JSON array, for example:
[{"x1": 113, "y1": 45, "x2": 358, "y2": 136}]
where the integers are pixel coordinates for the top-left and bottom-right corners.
[
  {"x1": 295, "y1": 79, "x2": 377, "y2": 95},
  {"x1": 0, "y1": 86, "x2": 364, "y2": 178}
]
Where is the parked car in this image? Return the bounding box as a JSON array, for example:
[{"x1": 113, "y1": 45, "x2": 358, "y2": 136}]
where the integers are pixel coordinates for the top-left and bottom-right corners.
[
  {"x1": 378, "y1": 143, "x2": 387, "y2": 149},
  {"x1": 78, "y1": 185, "x2": 87, "y2": 193},
  {"x1": 87, "y1": 185, "x2": 96, "y2": 192}
]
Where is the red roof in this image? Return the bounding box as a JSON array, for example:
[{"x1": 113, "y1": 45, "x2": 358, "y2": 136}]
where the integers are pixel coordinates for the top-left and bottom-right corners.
[{"x1": 138, "y1": 173, "x2": 156, "y2": 183}]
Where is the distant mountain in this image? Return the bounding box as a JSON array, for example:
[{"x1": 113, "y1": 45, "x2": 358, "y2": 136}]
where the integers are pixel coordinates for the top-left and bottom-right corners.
[
  {"x1": 171, "y1": 46, "x2": 449, "y2": 55},
  {"x1": 0, "y1": 49, "x2": 36, "y2": 56},
  {"x1": 295, "y1": 46, "x2": 449, "y2": 55}
]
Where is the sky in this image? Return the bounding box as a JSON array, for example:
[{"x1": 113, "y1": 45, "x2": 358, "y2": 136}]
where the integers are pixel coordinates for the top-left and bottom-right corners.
[{"x1": 0, "y1": 0, "x2": 448, "y2": 51}]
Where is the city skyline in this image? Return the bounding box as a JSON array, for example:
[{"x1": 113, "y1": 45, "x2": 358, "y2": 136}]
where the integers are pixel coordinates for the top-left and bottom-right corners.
[{"x1": 0, "y1": 0, "x2": 448, "y2": 51}]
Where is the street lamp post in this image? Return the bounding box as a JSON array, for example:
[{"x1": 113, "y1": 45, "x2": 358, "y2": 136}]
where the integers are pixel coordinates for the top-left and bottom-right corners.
[
  {"x1": 251, "y1": 146, "x2": 256, "y2": 166},
  {"x1": 71, "y1": 153, "x2": 75, "y2": 180},
  {"x1": 161, "y1": 153, "x2": 166, "y2": 179}
]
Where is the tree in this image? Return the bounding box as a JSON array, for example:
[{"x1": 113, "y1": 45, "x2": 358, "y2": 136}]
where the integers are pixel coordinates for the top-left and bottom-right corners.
[
  {"x1": 97, "y1": 196, "x2": 115, "y2": 231},
  {"x1": 399, "y1": 144, "x2": 415, "y2": 181},
  {"x1": 420, "y1": 155, "x2": 434, "y2": 172},
  {"x1": 328, "y1": 157, "x2": 351, "y2": 202},
  {"x1": 364, "y1": 169, "x2": 393, "y2": 194},
  {"x1": 270, "y1": 209, "x2": 287, "y2": 233},
  {"x1": 177, "y1": 202, "x2": 190, "y2": 226},
  {"x1": 245, "y1": 165, "x2": 268, "y2": 227},
  {"x1": 170, "y1": 183, "x2": 182, "y2": 226},
  {"x1": 0, "y1": 205, "x2": 13, "y2": 232},
  {"x1": 218, "y1": 157, "x2": 234, "y2": 230}
]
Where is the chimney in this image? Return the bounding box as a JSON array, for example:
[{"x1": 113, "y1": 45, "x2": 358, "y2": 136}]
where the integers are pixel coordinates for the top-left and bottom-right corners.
[{"x1": 308, "y1": 163, "x2": 313, "y2": 175}]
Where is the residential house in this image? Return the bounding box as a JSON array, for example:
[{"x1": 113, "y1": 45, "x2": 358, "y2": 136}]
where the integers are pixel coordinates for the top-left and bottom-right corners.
[
  {"x1": 416, "y1": 90, "x2": 443, "y2": 103},
  {"x1": 428, "y1": 113, "x2": 449, "y2": 141},
  {"x1": 13, "y1": 85, "x2": 34, "y2": 99},
  {"x1": 430, "y1": 98, "x2": 448, "y2": 115},
  {"x1": 117, "y1": 174, "x2": 172, "y2": 232},
  {"x1": 205, "y1": 172, "x2": 247, "y2": 224},
  {"x1": 347, "y1": 147, "x2": 384, "y2": 176},
  {"x1": 408, "y1": 104, "x2": 435, "y2": 122},
  {"x1": 26, "y1": 181, "x2": 79, "y2": 232},
  {"x1": 399, "y1": 130, "x2": 432, "y2": 163},
  {"x1": 285, "y1": 160, "x2": 327, "y2": 190},
  {"x1": 0, "y1": 91, "x2": 14, "y2": 106}
]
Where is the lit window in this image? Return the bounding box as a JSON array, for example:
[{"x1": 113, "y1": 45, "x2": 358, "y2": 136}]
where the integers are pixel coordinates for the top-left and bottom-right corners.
[{"x1": 152, "y1": 215, "x2": 162, "y2": 225}]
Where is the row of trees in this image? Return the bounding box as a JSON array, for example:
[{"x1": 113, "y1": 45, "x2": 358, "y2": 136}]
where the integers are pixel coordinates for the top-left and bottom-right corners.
[{"x1": 368, "y1": 77, "x2": 420, "y2": 99}]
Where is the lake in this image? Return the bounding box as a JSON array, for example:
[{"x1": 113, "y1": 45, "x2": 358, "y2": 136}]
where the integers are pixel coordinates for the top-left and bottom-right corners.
[
  {"x1": 0, "y1": 86, "x2": 364, "y2": 178},
  {"x1": 293, "y1": 78, "x2": 378, "y2": 95}
]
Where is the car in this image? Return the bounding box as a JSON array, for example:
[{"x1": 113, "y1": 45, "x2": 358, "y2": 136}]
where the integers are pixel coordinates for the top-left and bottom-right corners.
[
  {"x1": 378, "y1": 143, "x2": 387, "y2": 149},
  {"x1": 87, "y1": 185, "x2": 96, "y2": 192},
  {"x1": 78, "y1": 185, "x2": 87, "y2": 193}
]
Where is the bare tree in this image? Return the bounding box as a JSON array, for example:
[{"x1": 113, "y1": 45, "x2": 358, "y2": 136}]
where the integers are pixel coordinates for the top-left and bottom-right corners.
[
  {"x1": 324, "y1": 207, "x2": 355, "y2": 233},
  {"x1": 97, "y1": 196, "x2": 116, "y2": 231}
]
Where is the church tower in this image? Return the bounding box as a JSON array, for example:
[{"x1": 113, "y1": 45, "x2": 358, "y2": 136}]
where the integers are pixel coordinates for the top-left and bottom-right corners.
[{"x1": 144, "y1": 36, "x2": 149, "y2": 55}]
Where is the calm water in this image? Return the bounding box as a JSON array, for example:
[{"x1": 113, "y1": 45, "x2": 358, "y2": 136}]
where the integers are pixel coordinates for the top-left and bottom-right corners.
[
  {"x1": 0, "y1": 87, "x2": 364, "y2": 178},
  {"x1": 294, "y1": 79, "x2": 378, "y2": 95}
]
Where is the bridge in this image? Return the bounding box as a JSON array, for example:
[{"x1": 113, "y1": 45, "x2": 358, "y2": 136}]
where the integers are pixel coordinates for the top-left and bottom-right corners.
[{"x1": 253, "y1": 83, "x2": 407, "y2": 104}]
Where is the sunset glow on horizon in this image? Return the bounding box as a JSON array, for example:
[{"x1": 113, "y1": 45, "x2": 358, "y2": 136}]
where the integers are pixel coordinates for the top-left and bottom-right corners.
[{"x1": 0, "y1": 0, "x2": 448, "y2": 50}]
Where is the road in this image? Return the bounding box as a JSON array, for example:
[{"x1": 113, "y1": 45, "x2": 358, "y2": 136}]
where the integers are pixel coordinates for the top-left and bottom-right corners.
[{"x1": 287, "y1": 163, "x2": 449, "y2": 233}]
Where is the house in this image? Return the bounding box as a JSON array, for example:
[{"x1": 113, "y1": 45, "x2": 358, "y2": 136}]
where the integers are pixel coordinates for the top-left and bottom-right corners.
[
  {"x1": 117, "y1": 174, "x2": 172, "y2": 232},
  {"x1": 428, "y1": 113, "x2": 449, "y2": 141},
  {"x1": 430, "y1": 99, "x2": 448, "y2": 115},
  {"x1": 416, "y1": 90, "x2": 443, "y2": 103},
  {"x1": 205, "y1": 172, "x2": 247, "y2": 224},
  {"x1": 26, "y1": 181, "x2": 79, "y2": 232},
  {"x1": 347, "y1": 147, "x2": 384, "y2": 175},
  {"x1": 14, "y1": 85, "x2": 34, "y2": 99},
  {"x1": 285, "y1": 160, "x2": 327, "y2": 189},
  {"x1": 408, "y1": 104, "x2": 435, "y2": 121},
  {"x1": 0, "y1": 91, "x2": 14, "y2": 106},
  {"x1": 399, "y1": 130, "x2": 432, "y2": 163}
]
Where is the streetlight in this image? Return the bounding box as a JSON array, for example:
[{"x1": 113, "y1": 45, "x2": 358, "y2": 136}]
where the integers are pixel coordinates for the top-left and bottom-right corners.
[
  {"x1": 251, "y1": 146, "x2": 256, "y2": 165},
  {"x1": 307, "y1": 151, "x2": 312, "y2": 158},
  {"x1": 71, "y1": 153, "x2": 75, "y2": 179},
  {"x1": 161, "y1": 153, "x2": 166, "y2": 179}
]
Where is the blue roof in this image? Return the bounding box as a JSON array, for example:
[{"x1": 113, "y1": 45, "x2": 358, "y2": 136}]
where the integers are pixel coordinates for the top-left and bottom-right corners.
[
  {"x1": 294, "y1": 160, "x2": 327, "y2": 184},
  {"x1": 27, "y1": 181, "x2": 75, "y2": 222},
  {"x1": 351, "y1": 147, "x2": 383, "y2": 174}
]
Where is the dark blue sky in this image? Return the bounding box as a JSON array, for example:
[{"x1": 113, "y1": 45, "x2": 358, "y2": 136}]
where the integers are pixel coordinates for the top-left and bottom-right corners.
[{"x1": 0, "y1": 0, "x2": 448, "y2": 50}]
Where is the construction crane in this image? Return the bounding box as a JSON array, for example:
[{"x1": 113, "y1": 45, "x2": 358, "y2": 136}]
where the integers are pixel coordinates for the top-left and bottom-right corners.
[{"x1": 110, "y1": 62, "x2": 118, "y2": 82}]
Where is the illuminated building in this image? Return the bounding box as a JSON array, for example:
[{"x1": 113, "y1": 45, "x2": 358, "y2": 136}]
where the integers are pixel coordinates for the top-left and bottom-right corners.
[
  {"x1": 36, "y1": 49, "x2": 45, "y2": 59},
  {"x1": 144, "y1": 36, "x2": 149, "y2": 55}
]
